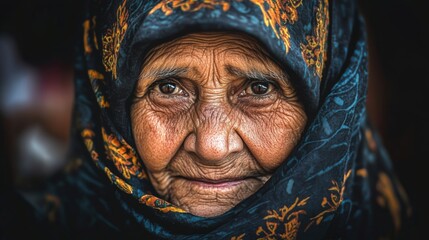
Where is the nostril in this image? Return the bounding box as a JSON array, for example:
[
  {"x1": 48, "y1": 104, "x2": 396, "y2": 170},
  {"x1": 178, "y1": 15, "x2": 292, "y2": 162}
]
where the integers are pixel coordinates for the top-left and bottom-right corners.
[
  {"x1": 183, "y1": 133, "x2": 197, "y2": 153},
  {"x1": 228, "y1": 129, "x2": 243, "y2": 153},
  {"x1": 183, "y1": 127, "x2": 243, "y2": 164}
]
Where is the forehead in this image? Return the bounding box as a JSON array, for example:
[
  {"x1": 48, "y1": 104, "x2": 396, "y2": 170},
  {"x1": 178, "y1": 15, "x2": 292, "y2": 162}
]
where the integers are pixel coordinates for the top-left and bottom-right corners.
[{"x1": 142, "y1": 32, "x2": 279, "y2": 72}]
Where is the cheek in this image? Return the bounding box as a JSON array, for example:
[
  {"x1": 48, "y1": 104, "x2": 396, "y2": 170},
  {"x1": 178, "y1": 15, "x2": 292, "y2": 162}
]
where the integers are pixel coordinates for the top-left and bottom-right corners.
[
  {"x1": 131, "y1": 101, "x2": 190, "y2": 172},
  {"x1": 239, "y1": 103, "x2": 307, "y2": 171}
]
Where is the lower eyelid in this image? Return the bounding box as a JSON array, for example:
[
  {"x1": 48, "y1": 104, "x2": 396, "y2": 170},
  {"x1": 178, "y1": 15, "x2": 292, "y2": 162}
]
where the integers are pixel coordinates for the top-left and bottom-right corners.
[
  {"x1": 238, "y1": 92, "x2": 278, "y2": 105},
  {"x1": 150, "y1": 90, "x2": 192, "y2": 102}
]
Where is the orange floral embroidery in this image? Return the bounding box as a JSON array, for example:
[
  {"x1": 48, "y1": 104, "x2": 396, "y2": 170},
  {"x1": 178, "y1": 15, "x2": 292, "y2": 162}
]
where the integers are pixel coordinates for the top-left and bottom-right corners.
[
  {"x1": 149, "y1": 0, "x2": 236, "y2": 15},
  {"x1": 300, "y1": 0, "x2": 329, "y2": 78},
  {"x1": 104, "y1": 167, "x2": 134, "y2": 194},
  {"x1": 83, "y1": 16, "x2": 99, "y2": 54},
  {"x1": 376, "y1": 172, "x2": 401, "y2": 232},
  {"x1": 81, "y1": 128, "x2": 99, "y2": 161},
  {"x1": 306, "y1": 170, "x2": 351, "y2": 230},
  {"x1": 81, "y1": 129, "x2": 95, "y2": 138},
  {"x1": 231, "y1": 233, "x2": 246, "y2": 240},
  {"x1": 87, "y1": 69, "x2": 110, "y2": 108},
  {"x1": 250, "y1": 0, "x2": 302, "y2": 53},
  {"x1": 139, "y1": 195, "x2": 186, "y2": 213},
  {"x1": 149, "y1": 0, "x2": 302, "y2": 53},
  {"x1": 256, "y1": 197, "x2": 309, "y2": 240},
  {"x1": 102, "y1": 0, "x2": 128, "y2": 79},
  {"x1": 356, "y1": 168, "x2": 368, "y2": 178},
  {"x1": 88, "y1": 69, "x2": 104, "y2": 80},
  {"x1": 102, "y1": 128, "x2": 146, "y2": 179},
  {"x1": 83, "y1": 19, "x2": 92, "y2": 54}
]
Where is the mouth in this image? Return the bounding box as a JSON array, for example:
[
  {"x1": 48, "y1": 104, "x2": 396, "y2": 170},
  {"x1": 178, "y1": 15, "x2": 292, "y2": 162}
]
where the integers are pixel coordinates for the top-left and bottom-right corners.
[{"x1": 178, "y1": 176, "x2": 254, "y2": 189}]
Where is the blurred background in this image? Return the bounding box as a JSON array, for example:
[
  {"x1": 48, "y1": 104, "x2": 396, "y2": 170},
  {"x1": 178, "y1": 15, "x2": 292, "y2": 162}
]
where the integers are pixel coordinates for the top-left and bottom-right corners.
[{"x1": 0, "y1": 0, "x2": 427, "y2": 238}]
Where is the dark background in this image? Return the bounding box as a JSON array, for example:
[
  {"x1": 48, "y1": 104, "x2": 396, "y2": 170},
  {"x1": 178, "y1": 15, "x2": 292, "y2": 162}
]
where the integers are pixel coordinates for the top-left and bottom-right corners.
[
  {"x1": 360, "y1": 0, "x2": 428, "y2": 238},
  {"x1": 0, "y1": 0, "x2": 427, "y2": 238}
]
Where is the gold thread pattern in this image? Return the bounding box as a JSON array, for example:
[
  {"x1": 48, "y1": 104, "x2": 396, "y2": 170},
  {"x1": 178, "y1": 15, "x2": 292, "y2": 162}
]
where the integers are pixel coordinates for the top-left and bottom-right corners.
[
  {"x1": 376, "y1": 172, "x2": 401, "y2": 232},
  {"x1": 104, "y1": 167, "x2": 134, "y2": 194},
  {"x1": 300, "y1": 0, "x2": 329, "y2": 78},
  {"x1": 250, "y1": 0, "x2": 302, "y2": 53},
  {"x1": 149, "y1": 0, "x2": 237, "y2": 15},
  {"x1": 83, "y1": 16, "x2": 99, "y2": 54},
  {"x1": 102, "y1": 0, "x2": 128, "y2": 79},
  {"x1": 81, "y1": 128, "x2": 99, "y2": 161},
  {"x1": 83, "y1": 19, "x2": 92, "y2": 54},
  {"x1": 149, "y1": 0, "x2": 302, "y2": 53},
  {"x1": 356, "y1": 168, "x2": 368, "y2": 178},
  {"x1": 231, "y1": 233, "x2": 246, "y2": 240},
  {"x1": 306, "y1": 169, "x2": 351, "y2": 230},
  {"x1": 256, "y1": 197, "x2": 309, "y2": 240},
  {"x1": 102, "y1": 128, "x2": 147, "y2": 179},
  {"x1": 139, "y1": 195, "x2": 186, "y2": 213},
  {"x1": 87, "y1": 69, "x2": 110, "y2": 108}
]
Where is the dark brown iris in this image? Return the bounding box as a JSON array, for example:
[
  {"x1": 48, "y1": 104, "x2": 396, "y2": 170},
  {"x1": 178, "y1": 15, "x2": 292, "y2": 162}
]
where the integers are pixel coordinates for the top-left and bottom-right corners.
[
  {"x1": 159, "y1": 82, "x2": 176, "y2": 94},
  {"x1": 251, "y1": 82, "x2": 269, "y2": 94}
]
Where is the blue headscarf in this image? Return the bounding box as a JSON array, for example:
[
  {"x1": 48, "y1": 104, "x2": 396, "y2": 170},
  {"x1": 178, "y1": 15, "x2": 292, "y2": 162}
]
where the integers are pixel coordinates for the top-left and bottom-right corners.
[{"x1": 35, "y1": 0, "x2": 412, "y2": 239}]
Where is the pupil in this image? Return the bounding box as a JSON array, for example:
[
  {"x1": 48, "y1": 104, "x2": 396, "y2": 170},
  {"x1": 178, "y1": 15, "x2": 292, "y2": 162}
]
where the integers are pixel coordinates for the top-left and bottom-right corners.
[
  {"x1": 251, "y1": 82, "x2": 268, "y2": 94},
  {"x1": 160, "y1": 83, "x2": 176, "y2": 94}
]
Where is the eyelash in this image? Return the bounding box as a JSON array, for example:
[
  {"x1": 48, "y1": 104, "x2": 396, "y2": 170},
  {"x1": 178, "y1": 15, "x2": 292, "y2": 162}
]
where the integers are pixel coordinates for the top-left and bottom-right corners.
[
  {"x1": 141, "y1": 77, "x2": 289, "y2": 108},
  {"x1": 240, "y1": 79, "x2": 279, "y2": 98},
  {"x1": 148, "y1": 78, "x2": 188, "y2": 97}
]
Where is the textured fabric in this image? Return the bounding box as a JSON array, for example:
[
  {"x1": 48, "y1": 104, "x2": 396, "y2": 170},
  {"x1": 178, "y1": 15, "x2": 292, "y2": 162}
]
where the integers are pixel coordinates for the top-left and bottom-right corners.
[{"x1": 28, "y1": 0, "x2": 412, "y2": 239}]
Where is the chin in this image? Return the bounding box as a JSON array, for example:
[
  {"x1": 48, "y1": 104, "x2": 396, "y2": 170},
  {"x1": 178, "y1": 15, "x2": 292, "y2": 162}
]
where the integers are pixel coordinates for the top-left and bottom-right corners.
[
  {"x1": 185, "y1": 204, "x2": 233, "y2": 218},
  {"x1": 167, "y1": 177, "x2": 264, "y2": 217}
]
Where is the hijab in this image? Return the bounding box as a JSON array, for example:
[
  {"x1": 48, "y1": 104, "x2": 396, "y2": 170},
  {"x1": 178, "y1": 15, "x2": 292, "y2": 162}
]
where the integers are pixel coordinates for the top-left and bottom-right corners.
[{"x1": 30, "y1": 0, "x2": 412, "y2": 239}]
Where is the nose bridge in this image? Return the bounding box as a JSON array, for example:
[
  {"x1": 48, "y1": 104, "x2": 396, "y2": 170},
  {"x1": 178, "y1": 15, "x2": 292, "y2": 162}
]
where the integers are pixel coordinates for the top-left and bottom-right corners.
[
  {"x1": 192, "y1": 102, "x2": 237, "y2": 162},
  {"x1": 198, "y1": 103, "x2": 230, "y2": 130}
]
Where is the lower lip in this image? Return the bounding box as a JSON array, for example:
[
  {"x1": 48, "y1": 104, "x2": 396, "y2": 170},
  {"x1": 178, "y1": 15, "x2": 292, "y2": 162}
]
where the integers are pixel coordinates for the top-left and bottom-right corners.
[{"x1": 186, "y1": 179, "x2": 246, "y2": 188}]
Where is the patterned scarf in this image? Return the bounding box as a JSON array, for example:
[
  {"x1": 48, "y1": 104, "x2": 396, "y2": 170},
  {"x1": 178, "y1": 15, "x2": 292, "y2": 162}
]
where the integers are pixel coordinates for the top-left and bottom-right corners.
[{"x1": 39, "y1": 0, "x2": 412, "y2": 239}]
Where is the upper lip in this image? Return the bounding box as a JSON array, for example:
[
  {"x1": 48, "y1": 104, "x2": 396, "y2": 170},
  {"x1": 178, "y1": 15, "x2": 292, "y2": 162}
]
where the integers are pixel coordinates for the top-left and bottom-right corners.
[{"x1": 180, "y1": 176, "x2": 251, "y2": 184}]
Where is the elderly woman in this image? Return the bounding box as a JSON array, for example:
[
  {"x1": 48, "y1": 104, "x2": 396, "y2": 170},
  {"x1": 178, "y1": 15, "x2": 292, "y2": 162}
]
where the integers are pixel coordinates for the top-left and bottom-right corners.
[{"x1": 5, "y1": 0, "x2": 412, "y2": 239}]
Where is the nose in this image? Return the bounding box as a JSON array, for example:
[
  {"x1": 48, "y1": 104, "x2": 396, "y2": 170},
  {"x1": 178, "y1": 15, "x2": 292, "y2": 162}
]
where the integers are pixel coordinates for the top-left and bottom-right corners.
[{"x1": 184, "y1": 106, "x2": 243, "y2": 164}]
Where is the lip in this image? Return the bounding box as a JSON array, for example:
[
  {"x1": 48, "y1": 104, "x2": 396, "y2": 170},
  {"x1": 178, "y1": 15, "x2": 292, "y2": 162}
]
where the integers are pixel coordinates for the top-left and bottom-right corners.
[{"x1": 179, "y1": 177, "x2": 249, "y2": 188}]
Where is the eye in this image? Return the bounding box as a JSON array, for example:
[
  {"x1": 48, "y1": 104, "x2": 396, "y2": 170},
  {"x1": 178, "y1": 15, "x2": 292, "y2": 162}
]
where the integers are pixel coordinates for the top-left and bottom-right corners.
[
  {"x1": 240, "y1": 81, "x2": 275, "y2": 96},
  {"x1": 159, "y1": 82, "x2": 178, "y2": 94},
  {"x1": 150, "y1": 79, "x2": 187, "y2": 97},
  {"x1": 249, "y1": 82, "x2": 270, "y2": 95}
]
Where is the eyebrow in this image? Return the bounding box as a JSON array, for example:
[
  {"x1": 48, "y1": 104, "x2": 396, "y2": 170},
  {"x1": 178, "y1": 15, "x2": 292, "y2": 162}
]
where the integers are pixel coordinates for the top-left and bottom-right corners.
[
  {"x1": 226, "y1": 65, "x2": 289, "y2": 83},
  {"x1": 139, "y1": 67, "x2": 188, "y2": 80}
]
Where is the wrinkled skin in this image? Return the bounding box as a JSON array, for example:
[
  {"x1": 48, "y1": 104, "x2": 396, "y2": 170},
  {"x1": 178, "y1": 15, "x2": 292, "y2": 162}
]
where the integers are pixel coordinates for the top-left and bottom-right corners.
[{"x1": 131, "y1": 32, "x2": 307, "y2": 217}]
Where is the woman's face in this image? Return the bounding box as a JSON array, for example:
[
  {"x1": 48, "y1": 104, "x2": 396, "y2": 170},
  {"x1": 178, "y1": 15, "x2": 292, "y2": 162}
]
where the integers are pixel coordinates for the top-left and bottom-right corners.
[{"x1": 131, "y1": 32, "x2": 307, "y2": 217}]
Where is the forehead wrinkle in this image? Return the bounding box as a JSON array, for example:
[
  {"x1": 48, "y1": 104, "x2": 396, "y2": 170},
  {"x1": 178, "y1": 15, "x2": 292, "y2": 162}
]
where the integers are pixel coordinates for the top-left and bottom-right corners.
[
  {"x1": 140, "y1": 32, "x2": 287, "y2": 87},
  {"x1": 223, "y1": 53, "x2": 284, "y2": 76},
  {"x1": 217, "y1": 45, "x2": 279, "y2": 71},
  {"x1": 225, "y1": 64, "x2": 291, "y2": 86},
  {"x1": 173, "y1": 33, "x2": 251, "y2": 46},
  {"x1": 216, "y1": 43, "x2": 262, "y2": 58},
  {"x1": 139, "y1": 66, "x2": 188, "y2": 81},
  {"x1": 204, "y1": 46, "x2": 218, "y2": 86},
  {"x1": 141, "y1": 51, "x2": 203, "y2": 78},
  {"x1": 213, "y1": 34, "x2": 272, "y2": 55},
  {"x1": 145, "y1": 40, "x2": 205, "y2": 65},
  {"x1": 145, "y1": 46, "x2": 222, "y2": 86},
  {"x1": 167, "y1": 34, "x2": 264, "y2": 57}
]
